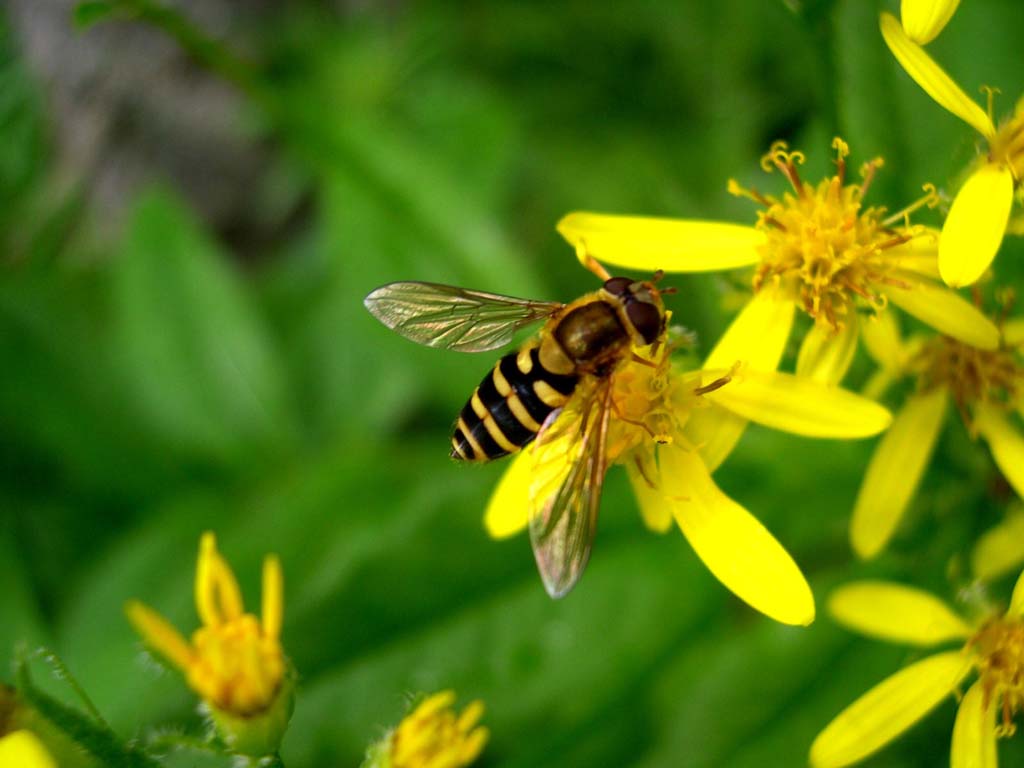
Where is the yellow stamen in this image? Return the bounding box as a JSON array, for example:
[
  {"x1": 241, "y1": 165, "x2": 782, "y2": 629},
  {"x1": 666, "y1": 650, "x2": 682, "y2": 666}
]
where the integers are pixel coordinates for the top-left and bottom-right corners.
[
  {"x1": 989, "y1": 101, "x2": 1024, "y2": 183},
  {"x1": 970, "y1": 617, "x2": 1024, "y2": 737},
  {"x1": 983, "y1": 85, "x2": 1001, "y2": 125},
  {"x1": 881, "y1": 183, "x2": 941, "y2": 228},
  {"x1": 914, "y1": 335, "x2": 1023, "y2": 425},
  {"x1": 746, "y1": 140, "x2": 929, "y2": 329},
  {"x1": 761, "y1": 140, "x2": 807, "y2": 194}
]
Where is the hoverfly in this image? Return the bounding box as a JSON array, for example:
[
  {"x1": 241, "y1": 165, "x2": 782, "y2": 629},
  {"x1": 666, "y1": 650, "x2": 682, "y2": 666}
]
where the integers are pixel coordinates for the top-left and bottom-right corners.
[{"x1": 364, "y1": 259, "x2": 670, "y2": 598}]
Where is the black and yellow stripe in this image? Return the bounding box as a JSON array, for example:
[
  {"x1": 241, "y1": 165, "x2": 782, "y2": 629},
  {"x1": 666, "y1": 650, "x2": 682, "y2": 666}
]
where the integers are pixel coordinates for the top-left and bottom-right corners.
[{"x1": 451, "y1": 347, "x2": 578, "y2": 462}]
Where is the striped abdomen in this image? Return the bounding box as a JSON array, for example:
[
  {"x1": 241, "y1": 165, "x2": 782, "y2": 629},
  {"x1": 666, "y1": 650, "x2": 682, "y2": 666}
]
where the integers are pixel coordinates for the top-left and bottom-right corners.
[{"x1": 451, "y1": 347, "x2": 578, "y2": 462}]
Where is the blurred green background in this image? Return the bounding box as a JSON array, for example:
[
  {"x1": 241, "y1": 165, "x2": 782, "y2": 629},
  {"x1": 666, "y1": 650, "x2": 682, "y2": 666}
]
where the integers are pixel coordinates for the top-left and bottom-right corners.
[{"x1": 3, "y1": 0, "x2": 1024, "y2": 765}]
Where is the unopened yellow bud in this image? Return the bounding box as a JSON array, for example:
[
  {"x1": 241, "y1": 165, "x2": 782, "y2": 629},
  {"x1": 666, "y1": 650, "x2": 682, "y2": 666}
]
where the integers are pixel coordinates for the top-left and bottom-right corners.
[
  {"x1": 362, "y1": 691, "x2": 489, "y2": 768},
  {"x1": 127, "y1": 532, "x2": 292, "y2": 756}
]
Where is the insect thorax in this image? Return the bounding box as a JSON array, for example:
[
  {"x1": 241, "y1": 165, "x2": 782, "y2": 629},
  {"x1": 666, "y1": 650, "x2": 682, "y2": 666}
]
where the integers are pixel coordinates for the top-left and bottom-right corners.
[{"x1": 550, "y1": 300, "x2": 631, "y2": 372}]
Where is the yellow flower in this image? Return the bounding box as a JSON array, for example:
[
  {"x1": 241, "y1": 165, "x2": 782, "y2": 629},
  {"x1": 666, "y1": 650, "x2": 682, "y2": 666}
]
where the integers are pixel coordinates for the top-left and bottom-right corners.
[
  {"x1": 880, "y1": 11, "x2": 1022, "y2": 287},
  {"x1": 0, "y1": 730, "x2": 57, "y2": 768},
  {"x1": 363, "y1": 691, "x2": 488, "y2": 768},
  {"x1": 486, "y1": 323, "x2": 893, "y2": 626},
  {"x1": 558, "y1": 139, "x2": 998, "y2": 386},
  {"x1": 852, "y1": 311, "x2": 1024, "y2": 558},
  {"x1": 810, "y1": 573, "x2": 1024, "y2": 767},
  {"x1": 126, "y1": 532, "x2": 293, "y2": 756}
]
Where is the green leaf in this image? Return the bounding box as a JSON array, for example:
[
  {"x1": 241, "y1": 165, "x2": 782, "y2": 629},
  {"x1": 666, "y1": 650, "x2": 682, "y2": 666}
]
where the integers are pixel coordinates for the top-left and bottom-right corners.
[
  {"x1": 282, "y1": 522, "x2": 720, "y2": 764},
  {"x1": 111, "y1": 188, "x2": 294, "y2": 466},
  {"x1": 71, "y1": 2, "x2": 124, "y2": 30}
]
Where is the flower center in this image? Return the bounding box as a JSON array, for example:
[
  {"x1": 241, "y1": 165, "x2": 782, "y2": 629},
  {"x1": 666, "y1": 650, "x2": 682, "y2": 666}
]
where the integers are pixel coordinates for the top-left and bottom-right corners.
[
  {"x1": 608, "y1": 345, "x2": 678, "y2": 455},
  {"x1": 732, "y1": 138, "x2": 937, "y2": 329},
  {"x1": 915, "y1": 335, "x2": 1023, "y2": 417},
  {"x1": 187, "y1": 614, "x2": 284, "y2": 716},
  {"x1": 971, "y1": 617, "x2": 1024, "y2": 736},
  {"x1": 989, "y1": 101, "x2": 1024, "y2": 182}
]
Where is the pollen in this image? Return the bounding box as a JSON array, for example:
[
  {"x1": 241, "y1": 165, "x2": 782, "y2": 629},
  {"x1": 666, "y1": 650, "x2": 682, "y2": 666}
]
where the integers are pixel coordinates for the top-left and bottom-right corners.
[
  {"x1": 971, "y1": 617, "x2": 1024, "y2": 737},
  {"x1": 606, "y1": 337, "x2": 695, "y2": 460},
  {"x1": 915, "y1": 334, "x2": 1023, "y2": 421},
  {"x1": 731, "y1": 139, "x2": 937, "y2": 329},
  {"x1": 389, "y1": 691, "x2": 489, "y2": 768}
]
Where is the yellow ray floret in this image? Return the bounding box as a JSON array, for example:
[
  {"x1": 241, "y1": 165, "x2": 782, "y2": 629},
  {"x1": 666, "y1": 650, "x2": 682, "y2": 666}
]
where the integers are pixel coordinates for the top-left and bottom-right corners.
[
  {"x1": 939, "y1": 164, "x2": 1015, "y2": 287},
  {"x1": 880, "y1": 12, "x2": 993, "y2": 138},
  {"x1": 811, "y1": 571, "x2": 1024, "y2": 767},
  {"x1": 900, "y1": 0, "x2": 961, "y2": 44}
]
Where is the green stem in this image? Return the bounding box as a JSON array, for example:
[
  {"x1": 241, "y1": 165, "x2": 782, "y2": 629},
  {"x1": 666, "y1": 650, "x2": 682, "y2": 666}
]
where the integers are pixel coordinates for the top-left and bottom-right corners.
[{"x1": 34, "y1": 647, "x2": 109, "y2": 728}]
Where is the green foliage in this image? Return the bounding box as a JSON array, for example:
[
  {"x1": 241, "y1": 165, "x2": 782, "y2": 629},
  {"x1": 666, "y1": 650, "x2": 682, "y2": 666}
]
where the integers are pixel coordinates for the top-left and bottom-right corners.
[
  {"x1": 3, "y1": 0, "x2": 1024, "y2": 766},
  {"x1": 16, "y1": 654, "x2": 160, "y2": 768},
  {"x1": 71, "y1": 2, "x2": 122, "y2": 30}
]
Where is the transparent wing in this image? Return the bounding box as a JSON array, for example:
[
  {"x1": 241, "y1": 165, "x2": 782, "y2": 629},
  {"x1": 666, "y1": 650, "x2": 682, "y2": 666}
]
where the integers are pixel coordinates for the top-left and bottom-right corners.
[
  {"x1": 363, "y1": 281, "x2": 563, "y2": 353},
  {"x1": 528, "y1": 378, "x2": 612, "y2": 598}
]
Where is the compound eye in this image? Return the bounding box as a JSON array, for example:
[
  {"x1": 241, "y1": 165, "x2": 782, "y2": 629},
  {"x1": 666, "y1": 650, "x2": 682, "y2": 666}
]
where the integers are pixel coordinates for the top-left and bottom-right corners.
[
  {"x1": 603, "y1": 277, "x2": 633, "y2": 297},
  {"x1": 626, "y1": 300, "x2": 662, "y2": 345}
]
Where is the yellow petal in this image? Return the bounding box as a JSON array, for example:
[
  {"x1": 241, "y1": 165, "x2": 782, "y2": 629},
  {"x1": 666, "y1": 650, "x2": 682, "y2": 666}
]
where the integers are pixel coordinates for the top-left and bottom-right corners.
[
  {"x1": 796, "y1": 315, "x2": 860, "y2": 385},
  {"x1": 809, "y1": 651, "x2": 971, "y2": 768},
  {"x1": 901, "y1": 0, "x2": 961, "y2": 44},
  {"x1": 1003, "y1": 317, "x2": 1024, "y2": 348},
  {"x1": 971, "y1": 510, "x2": 1024, "y2": 583},
  {"x1": 828, "y1": 580, "x2": 971, "y2": 645},
  {"x1": 124, "y1": 600, "x2": 195, "y2": 671},
  {"x1": 684, "y1": 405, "x2": 749, "y2": 475},
  {"x1": 939, "y1": 164, "x2": 1015, "y2": 287},
  {"x1": 660, "y1": 444, "x2": 814, "y2": 626},
  {"x1": 688, "y1": 287, "x2": 796, "y2": 471},
  {"x1": 626, "y1": 457, "x2": 672, "y2": 533},
  {"x1": 0, "y1": 731, "x2": 57, "y2": 768},
  {"x1": 889, "y1": 228, "x2": 941, "y2": 279},
  {"x1": 975, "y1": 403, "x2": 1024, "y2": 499},
  {"x1": 951, "y1": 680, "x2": 997, "y2": 768},
  {"x1": 704, "y1": 286, "x2": 795, "y2": 371},
  {"x1": 261, "y1": 554, "x2": 283, "y2": 641},
  {"x1": 884, "y1": 279, "x2": 1000, "y2": 350},
  {"x1": 556, "y1": 213, "x2": 764, "y2": 273},
  {"x1": 851, "y1": 389, "x2": 948, "y2": 559},
  {"x1": 880, "y1": 12, "x2": 995, "y2": 138},
  {"x1": 1011, "y1": 566, "x2": 1024, "y2": 616},
  {"x1": 483, "y1": 450, "x2": 532, "y2": 538},
  {"x1": 704, "y1": 368, "x2": 892, "y2": 438},
  {"x1": 860, "y1": 310, "x2": 905, "y2": 370}
]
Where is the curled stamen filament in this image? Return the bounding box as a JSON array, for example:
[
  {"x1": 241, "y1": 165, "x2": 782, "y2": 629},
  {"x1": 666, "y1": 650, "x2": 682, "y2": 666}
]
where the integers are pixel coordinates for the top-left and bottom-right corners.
[{"x1": 881, "y1": 184, "x2": 940, "y2": 228}]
